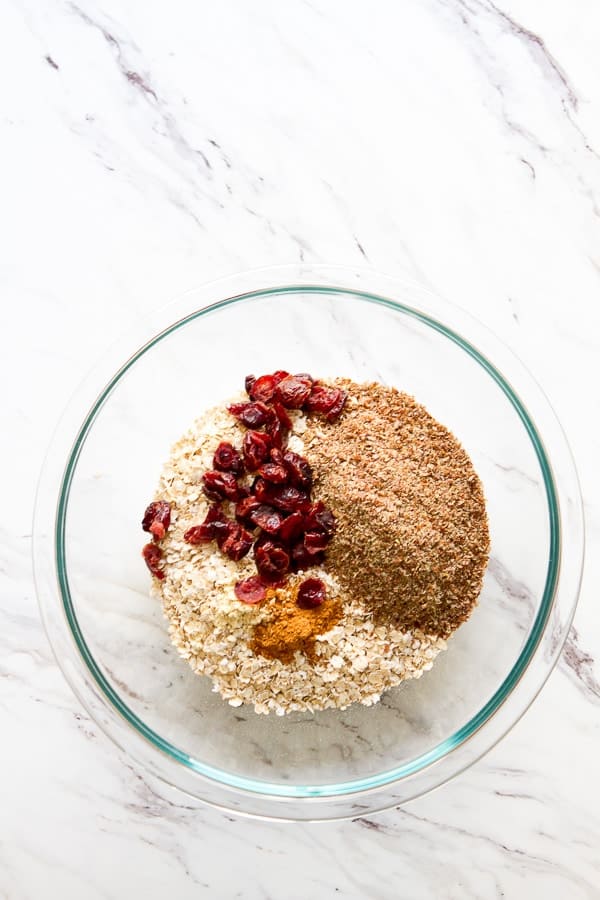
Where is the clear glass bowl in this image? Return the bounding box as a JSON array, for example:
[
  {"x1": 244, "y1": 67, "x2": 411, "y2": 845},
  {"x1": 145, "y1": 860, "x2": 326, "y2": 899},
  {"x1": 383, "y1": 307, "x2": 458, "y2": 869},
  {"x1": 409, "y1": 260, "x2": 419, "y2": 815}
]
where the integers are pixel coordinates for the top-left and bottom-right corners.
[{"x1": 33, "y1": 265, "x2": 584, "y2": 821}]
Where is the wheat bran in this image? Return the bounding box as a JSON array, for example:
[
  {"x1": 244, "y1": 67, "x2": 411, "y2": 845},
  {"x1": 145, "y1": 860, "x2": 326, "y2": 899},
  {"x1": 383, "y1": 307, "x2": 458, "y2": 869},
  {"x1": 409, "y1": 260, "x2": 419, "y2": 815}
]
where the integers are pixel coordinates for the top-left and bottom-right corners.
[{"x1": 304, "y1": 379, "x2": 490, "y2": 639}]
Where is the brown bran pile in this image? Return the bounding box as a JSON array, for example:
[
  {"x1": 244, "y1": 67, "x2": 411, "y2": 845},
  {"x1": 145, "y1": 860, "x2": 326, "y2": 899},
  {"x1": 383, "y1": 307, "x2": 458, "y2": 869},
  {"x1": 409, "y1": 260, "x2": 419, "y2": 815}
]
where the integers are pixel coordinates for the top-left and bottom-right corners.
[{"x1": 304, "y1": 379, "x2": 490, "y2": 640}]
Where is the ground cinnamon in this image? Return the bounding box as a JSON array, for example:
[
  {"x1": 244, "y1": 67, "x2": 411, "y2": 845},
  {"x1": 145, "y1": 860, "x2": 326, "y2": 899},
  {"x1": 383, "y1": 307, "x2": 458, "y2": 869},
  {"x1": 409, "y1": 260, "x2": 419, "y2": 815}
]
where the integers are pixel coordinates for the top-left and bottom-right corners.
[{"x1": 250, "y1": 585, "x2": 342, "y2": 663}]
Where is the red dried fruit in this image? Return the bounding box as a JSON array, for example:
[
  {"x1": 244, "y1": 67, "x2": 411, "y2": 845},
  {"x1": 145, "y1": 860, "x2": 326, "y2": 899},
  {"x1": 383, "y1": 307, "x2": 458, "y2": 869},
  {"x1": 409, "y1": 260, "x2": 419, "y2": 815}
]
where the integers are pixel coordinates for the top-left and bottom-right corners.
[
  {"x1": 278, "y1": 511, "x2": 304, "y2": 543},
  {"x1": 202, "y1": 470, "x2": 245, "y2": 502},
  {"x1": 212, "y1": 518, "x2": 235, "y2": 547},
  {"x1": 304, "y1": 501, "x2": 336, "y2": 536},
  {"x1": 234, "y1": 576, "x2": 267, "y2": 605},
  {"x1": 305, "y1": 385, "x2": 347, "y2": 421},
  {"x1": 272, "y1": 370, "x2": 290, "y2": 385},
  {"x1": 324, "y1": 390, "x2": 347, "y2": 421},
  {"x1": 248, "y1": 504, "x2": 285, "y2": 535},
  {"x1": 228, "y1": 401, "x2": 274, "y2": 428},
  {"x1": 213, "y1": 441, "x2": 245, "y2": 476},
  {"x1": 258, "y1": 462, "x2": 289, "y2": 484},
  {"x1": 248, "y1": 374, "x2": 277, "y2": 403},
  {"x1": 283, "y1": 450, "x2": 313, "y2": 490},
  {"x1": 254, "y1": 539, "x2": 290, "y2": 582},
  {"x1": 290, "y1": 541, "x2": 323, "y2": 572},
  {"x1": 242, "y1": 430, "x2": 271, "y2": 470},
  {"x1": 268, "y1": 485, "x2": 311, "y2": 513},
  {"x1": 184, "y1": 504, "x2": 228, "y2": 544},
  {"x1": 275, "y1": 374, "x2": 313, "y2": 409},
  {"x1": 297, "y1": 577, "x2": 326, "y2": 609},
  {"x1": 141, "y1": 500, "x2": 171, "y2": 541},
  {"x1": 273, "y1": 401, "x2": 292, "y2": 429},
  {"x1": 251, "y1": 476, "x2": 274, "y2": 503},
  {"x1": 270, "y1": 447, "x2": 285, "y2": 466},
  {"x1": 304, "y1": 531, "x2": 330, "y2": 554},
  {"x1": 142, "y1": 542, "x2": 165, "y2": 579},
  {"x1": 184, "y1": 525, "x2": 210, "y2": 545},
  {"x1": 235, "y1": 495, "x2": 262, "y2": 526},
  {"x1": 245, "y1": 374, "x2": 257, "y2": 395},
  {"x1": 220, "y1": 524, "x2": 254, "y2": 561},
  {"x1": 253, "y1": 530, "x2": 273, "y2": 551},
  {"x1": 264, "y1": 414, "x2": 287, "y2": 450}
]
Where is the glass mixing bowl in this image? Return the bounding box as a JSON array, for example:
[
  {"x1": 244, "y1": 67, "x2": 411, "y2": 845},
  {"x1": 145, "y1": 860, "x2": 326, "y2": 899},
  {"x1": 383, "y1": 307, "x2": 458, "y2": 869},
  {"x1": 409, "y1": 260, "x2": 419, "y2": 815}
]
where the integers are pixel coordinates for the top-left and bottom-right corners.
[{"x1": 33, "y1": 265, "x2": 583, "y2": 821}]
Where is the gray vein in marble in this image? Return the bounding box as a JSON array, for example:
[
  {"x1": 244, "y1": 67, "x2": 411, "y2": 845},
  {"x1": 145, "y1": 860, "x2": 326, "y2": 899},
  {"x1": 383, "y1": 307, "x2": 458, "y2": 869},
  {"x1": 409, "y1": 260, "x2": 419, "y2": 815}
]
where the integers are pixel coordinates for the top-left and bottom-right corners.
[
  {"x1": 559, "y1": 626, "x2": 600, "y2": 704},
  {"x1": 491, "y1": 460, "x2": 539, "y2": 487},
  {"x1": 395, "y1": 808, "x2": 599, "y2": 894},
  {"x1": 353, "y1": 237, "x2": 369, "y2": 261},
  {"x1": 67, "y1": 3, "x2": 233, "y2": 225},
  {"x1": 70, "y1": 5, "x2": 213, "y2": 172},
  {"x1": 486, "y1": 556, "x2": 535, "y2": 631},
  {"x1": 443, "y1": 0, "x2": 600, "y2": 175},
  {"x1": 518, "y1": 158, "x2": 536, "y2": 181},
  {"x1": 507, "y1": 296, "x2": 520, "y2": 323},
  {"x1": 481, "y1": 0, "x2": 577, "y2": 109}
]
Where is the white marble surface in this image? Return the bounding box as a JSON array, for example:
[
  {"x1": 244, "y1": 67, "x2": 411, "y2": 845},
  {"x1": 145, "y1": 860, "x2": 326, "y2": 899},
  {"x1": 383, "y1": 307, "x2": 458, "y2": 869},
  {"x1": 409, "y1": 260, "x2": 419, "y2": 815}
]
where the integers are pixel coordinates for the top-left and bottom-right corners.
[{"x1": 1, "y1": 0, "x2": 599, "y2": 896}]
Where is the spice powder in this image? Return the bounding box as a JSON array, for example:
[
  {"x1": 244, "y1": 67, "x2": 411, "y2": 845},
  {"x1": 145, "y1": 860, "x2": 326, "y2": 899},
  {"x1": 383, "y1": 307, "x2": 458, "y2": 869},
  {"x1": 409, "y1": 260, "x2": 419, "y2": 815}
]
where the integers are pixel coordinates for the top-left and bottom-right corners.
[{"x1": 250, "y1": 585, "x2": 343, "y2": 663}]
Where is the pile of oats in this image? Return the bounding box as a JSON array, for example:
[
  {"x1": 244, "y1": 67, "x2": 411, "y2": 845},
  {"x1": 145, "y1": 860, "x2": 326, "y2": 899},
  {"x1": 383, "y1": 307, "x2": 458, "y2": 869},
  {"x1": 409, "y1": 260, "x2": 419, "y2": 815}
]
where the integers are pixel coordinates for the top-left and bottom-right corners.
[{"x1": 151, "y1": 394, "x2": 453, "y2": 715}]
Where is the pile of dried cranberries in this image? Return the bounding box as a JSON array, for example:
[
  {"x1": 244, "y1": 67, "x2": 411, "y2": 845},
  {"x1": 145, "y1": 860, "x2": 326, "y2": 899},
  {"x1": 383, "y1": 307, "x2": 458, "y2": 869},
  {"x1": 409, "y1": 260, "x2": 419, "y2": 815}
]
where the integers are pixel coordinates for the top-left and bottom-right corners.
[{"x1": 142, "y1": 371, "x2": 346, "y2": 607}]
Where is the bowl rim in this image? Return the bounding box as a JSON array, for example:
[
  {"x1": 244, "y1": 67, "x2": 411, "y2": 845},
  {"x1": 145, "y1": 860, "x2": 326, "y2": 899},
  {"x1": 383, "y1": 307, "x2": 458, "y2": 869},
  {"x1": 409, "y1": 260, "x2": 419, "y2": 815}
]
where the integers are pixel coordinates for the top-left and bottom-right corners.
[{"x1": 33, "y1": 265, "x2": 584, "y2": 812}]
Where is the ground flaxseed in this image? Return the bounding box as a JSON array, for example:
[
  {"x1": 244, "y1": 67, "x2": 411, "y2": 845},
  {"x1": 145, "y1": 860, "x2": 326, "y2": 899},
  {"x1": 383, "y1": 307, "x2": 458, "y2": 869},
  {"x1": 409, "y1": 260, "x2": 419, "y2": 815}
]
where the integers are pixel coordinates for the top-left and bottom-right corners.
[{"x1": 304, "y1": 380, "x2": 490, "y2": 639}]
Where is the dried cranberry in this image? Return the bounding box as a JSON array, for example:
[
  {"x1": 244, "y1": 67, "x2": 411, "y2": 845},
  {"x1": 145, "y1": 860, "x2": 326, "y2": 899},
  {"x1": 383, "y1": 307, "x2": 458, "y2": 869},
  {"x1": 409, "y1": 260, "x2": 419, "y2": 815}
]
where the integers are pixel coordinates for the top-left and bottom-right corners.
[
  {"x1": 234, "y1": 576, "x2": 266, "y2": 604},
  {"x1": 248, "y1": 504, "x2": 285, "y2": 534},
  {"x1": 290, "y1": 541, "x2": 322, "y2": 572},
  {"x1": 213, "y1": 441, "x2": 245, "y2": 476},
  {"x1": 202, "y1": 470, "x2": 245, "y2": 502},
  {"x1": 278, "y1": 511, "x2": 304, "y2": 543},
  {"x1": 283, "y1": 451, "x2": 313, "y2": 490},
  {"x1": 235, "y1": 495, "x2": 262, "y2": 526},
  {"x1": 270, "y1": 447, "x2": 285, "y2": 466},
  {"x1": 297, "y1": 577, "x2": 326, "y2": 609},
  {"x1": 304, "y1": 531, "x2": 330, "y2": 554},
  {"x1": 324, "y1": 391, "x2": 347, "y2": 421},
  {"x1": 305, "y1": 385, "x2": 347, "y2": 421},
  {"x1": 184, "y1": 504, "x2": 229, "y2": 544},
  {"x1": 268, "y1": 485, "x2": 311, "y2": 513},
  {"x1": 259, "y1": 462, "x2": 289, "y2": 484},
  {"x1": 242, "y1": 430, "x2": 271, "y2": 470},
  {"x1": 264, "y1": 414, "x2": 287, "y2": 450},
  {"x1": 141, "y1": 500, "x2": 171, "y2": 541},
  {"x1": 248, "y1": 374, "x2": 277, "y2": 403},
  {"x1": 254, "y1": 539, "x2": 290, "y2": 581},
  {"x1": 220, "y1": 524, "x2": 254, "y2": 561},
  {"x1": 228, "y1": 401, "x2": 273, "y2": 428},
  {"x1": 253, "y1": 530, "x2": 273, "y2": 551},
  {"x1": 251, "y1": 476, "x2": 274, "y2": 503},
  {"x1": 142, "y1": 542, "x2": 165, "y2": 579},
  {"x1": 272, "y1": 370, "x2": 290, "y2": 385},
  {"x1": 184, "y1": 524, "x2": 211, "y2": 545},
  {"x1": 245, "y1": 374, "x2": 257, "y2": 395},
  {"x1": 275, "y1": 374, "x2": 313, "y2": 409},
  {"x1": 213, "y1": 518, "x2": 235, "y2": 548},
  {"x1": 304, "y1": 501, "x2": 336, "y2": 536},
  {"x1": 273, "y1": 401, "x2": 292, "y2": 429}
]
